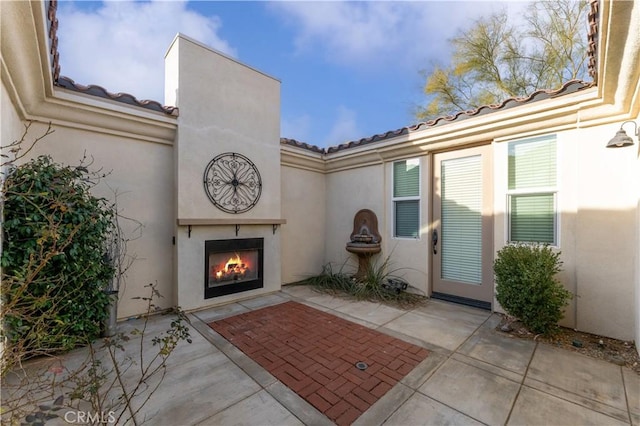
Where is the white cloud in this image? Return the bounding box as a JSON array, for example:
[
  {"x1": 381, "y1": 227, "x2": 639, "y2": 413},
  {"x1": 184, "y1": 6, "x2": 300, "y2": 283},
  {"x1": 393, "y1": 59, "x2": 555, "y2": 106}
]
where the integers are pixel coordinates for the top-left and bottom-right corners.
[
  {"x1": 269, "y1": 1, "x2": 530, "y2": 72},
  {"x1": 322, "y1": 106, "x2": 361, "y2": 147},
  {"x1": 281, "y1": 113, "x2": 312, "y2": 143},
  {"x1": 56, "y1": 0, "x2": 236, "y2": 102}
]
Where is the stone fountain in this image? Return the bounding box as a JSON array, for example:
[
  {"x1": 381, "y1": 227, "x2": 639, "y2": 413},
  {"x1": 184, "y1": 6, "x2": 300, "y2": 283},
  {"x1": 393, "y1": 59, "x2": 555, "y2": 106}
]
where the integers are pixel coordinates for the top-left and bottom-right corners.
[{"x1": 346, "y1": 209, "x2": 382, "y2": 279}]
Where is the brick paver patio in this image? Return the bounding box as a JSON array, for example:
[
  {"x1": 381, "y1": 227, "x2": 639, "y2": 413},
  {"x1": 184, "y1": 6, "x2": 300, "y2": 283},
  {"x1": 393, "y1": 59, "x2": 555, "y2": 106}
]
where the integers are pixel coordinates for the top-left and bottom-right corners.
[{"x1": 209, "y1": 301, "x2": 430, "y2": 425}]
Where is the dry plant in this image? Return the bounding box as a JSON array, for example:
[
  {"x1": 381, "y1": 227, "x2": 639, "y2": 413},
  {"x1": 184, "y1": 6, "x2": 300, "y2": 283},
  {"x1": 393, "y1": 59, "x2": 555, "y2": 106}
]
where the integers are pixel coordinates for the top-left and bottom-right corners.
[
  {"x1": 1, "y1": 284, "x2": 191, "y2": 425},
  {"x1": 302, "y1": 254, "x2": 427, "y2": 308},
  {"x1": 1, "y1": 122, "x2": 192, "y2": 425},
  {"x1": 1, "y1": 121, "x2": 54, "y2": 171}
]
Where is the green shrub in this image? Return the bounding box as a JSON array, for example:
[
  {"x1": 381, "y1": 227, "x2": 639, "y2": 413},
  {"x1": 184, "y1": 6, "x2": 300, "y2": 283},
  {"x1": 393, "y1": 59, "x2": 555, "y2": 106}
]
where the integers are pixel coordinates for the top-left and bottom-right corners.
[
  {"x1": 1, "y1": 156, "x2": 115, "y2": 354},
  {"x1": 494, "y1": 243, "x2": 572, "y2": 334}
]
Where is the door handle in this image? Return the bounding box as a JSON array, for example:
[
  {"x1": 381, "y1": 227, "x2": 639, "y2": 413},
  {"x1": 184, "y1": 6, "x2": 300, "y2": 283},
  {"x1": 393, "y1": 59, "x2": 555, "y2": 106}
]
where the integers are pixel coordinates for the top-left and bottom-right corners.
[{"x1": 432, "y1": 229, "x2": 438, "y2": 255}]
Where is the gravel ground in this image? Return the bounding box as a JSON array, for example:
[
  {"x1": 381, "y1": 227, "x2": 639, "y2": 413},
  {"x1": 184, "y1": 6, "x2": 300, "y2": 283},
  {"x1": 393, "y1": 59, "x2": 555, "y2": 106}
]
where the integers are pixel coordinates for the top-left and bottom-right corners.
[{"x1": 497, "y1": 315, "x2": 640, "y2": 374}]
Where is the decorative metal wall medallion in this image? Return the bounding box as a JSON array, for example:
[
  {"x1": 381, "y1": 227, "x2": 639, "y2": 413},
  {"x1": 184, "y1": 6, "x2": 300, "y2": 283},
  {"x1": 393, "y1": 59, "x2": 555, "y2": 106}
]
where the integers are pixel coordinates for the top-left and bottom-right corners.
[{"x1": 203, "y1": 152, "x2": 262, "y2": 214}]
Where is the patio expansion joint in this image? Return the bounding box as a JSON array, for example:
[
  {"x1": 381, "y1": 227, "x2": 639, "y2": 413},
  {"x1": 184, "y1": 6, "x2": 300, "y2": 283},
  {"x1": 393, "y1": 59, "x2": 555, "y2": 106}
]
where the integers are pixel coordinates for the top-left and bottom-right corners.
[
  {"x1": 323, "y1": 307, "x2": 382, "y2": 331},
  {"x1": 521, "y1": 377, "x2": 632, "y2": 424},
  {"x1": 353, "y1": 382, "x2": 415, "y2": 426},
  {"x1": 408, "y1": 311, "x2": 524, "y2": 425},
  {"x1": 504, "y1": 340, "x2": 539, "y2": 425},
  {"x1": 413, "y1": 391, "x2": 488, "y2": 426},
  {"x1": 452, "y1": 310, "x2": 495, "y2": 353},
  {"x1": 515, "y1": 344, "x2": 632, "y2": 425},
  {"x1": 194, "y1": 388, "x2": 266, "y2": 426},
  {"x1": 620, "y1": 365, "x2": 634, "y2": 425}
]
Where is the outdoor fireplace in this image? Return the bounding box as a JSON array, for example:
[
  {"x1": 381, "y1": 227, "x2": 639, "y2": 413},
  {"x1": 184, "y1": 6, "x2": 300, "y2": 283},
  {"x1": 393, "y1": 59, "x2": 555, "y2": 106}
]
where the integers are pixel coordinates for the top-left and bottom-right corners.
[{"x1": 204, "y1": 238, "x2": 264, "y2": 298}]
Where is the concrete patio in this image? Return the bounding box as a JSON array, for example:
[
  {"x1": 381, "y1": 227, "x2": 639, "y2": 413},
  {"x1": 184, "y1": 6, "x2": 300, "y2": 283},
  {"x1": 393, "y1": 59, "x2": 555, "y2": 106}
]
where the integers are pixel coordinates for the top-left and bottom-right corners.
[
  {"x1": 134, "y1": 285, "x2": 640, "y2": 425},
  {"x1": 6, "y1": 285, "x2": 639, "y2": 425}
]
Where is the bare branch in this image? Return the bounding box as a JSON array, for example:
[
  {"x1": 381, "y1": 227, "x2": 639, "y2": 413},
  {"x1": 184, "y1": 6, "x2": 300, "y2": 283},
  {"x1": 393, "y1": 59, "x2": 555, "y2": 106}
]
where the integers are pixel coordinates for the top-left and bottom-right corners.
[{"x1": 0, "y1": 121, "x2": 54, "y2": 170}]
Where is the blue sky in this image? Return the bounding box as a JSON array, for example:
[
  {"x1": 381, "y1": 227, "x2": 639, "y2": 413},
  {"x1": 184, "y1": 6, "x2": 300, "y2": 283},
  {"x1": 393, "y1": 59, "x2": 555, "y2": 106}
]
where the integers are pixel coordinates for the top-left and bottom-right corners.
[{"x1": 56, "y1": 1, "x2": 527, "y2": 148}]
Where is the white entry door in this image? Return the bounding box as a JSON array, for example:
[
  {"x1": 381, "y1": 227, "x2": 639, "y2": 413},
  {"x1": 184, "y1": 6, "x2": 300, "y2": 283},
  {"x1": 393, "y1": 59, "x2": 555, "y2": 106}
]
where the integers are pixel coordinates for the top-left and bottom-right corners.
[{"x1": 432, "y1": 145, "x2": 493, "y2": 308}]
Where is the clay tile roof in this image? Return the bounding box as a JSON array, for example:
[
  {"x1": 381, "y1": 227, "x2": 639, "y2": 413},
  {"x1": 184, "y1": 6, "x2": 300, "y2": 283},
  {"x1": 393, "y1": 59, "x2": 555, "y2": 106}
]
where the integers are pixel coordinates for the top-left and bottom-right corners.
[
  {"x1": 280, "y1": 138, "x2": 326, "y2": 154},
  {"x1": 283, "y1": 0, "x2": 600, "y2": 155},
  {"x1": 46, "y1": 0, "x2": 178, "y2": 116},
  {"x1": 56, "y1": 76, "x2": 179, "y2": 115},
  {"x1": 45, "y1": 0, "x2": 598, "y2": 143},
  {"x1": 47, "y1": 0, "x2": 60, "y2": 81},
  {"x1": 587, "y1": 0, "x2": 599, "y2": 82},
  {"x1": 282, "y1": 79, "x2": 594, "y2": 155}
]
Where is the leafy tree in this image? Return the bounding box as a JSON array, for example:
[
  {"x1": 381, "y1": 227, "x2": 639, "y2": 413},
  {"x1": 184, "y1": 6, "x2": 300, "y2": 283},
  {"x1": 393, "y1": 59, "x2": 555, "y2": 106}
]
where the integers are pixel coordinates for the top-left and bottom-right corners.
[{"x1": 417, "y1": 0, "x2": 590, "y2": 120}]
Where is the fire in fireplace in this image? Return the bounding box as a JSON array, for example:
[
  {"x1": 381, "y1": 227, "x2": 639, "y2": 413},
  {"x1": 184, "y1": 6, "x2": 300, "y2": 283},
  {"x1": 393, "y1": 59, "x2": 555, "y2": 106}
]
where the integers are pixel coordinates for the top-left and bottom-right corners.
[
  {"x1": 205, "y1": 238, "x2": 264, "y2": 298},
  {"x1": 210, "y1": 252, "x2": 258, "y2": 285}
]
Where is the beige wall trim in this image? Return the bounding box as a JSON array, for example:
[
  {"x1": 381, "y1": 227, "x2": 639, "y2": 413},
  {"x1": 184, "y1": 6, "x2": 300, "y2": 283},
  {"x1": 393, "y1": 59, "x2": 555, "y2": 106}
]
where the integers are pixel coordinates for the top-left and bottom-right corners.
[
  {"x1": 324, "y1": 153, "x2": 384, "y2": 173},
  {"x1": 280, "y1": 146, "x2": 326, "y2": 173},
  {"x1": 599, "y1": 1, "x2": 640, "y2": 114}
]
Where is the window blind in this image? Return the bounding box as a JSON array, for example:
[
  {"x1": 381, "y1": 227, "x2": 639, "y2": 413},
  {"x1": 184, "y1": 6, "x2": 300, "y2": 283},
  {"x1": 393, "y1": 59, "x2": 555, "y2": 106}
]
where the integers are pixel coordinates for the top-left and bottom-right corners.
[
  {"x1": 395, "y1": 200, "x2": 419, "y2": 238},
  {"x1": 508, "y1": 137, "x2": 556, "y2": 190},
  {"x1": 510, "y1": 194, "x2": 555, "y2": 243},
  {"x1": 393, "y1": 159, "x2": 420, "y2": 238},
  {"x1": 508, "y1": 136, "x2": 557, "y2": 244},
  {"x1": 393, "y1": 160, "x2": 419, "y2": 197}
]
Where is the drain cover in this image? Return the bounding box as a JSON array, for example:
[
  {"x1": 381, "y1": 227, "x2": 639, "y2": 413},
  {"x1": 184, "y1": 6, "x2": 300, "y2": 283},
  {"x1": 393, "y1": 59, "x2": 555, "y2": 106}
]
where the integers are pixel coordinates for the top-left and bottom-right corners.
[{"x1": 355, "y1": 361, "x2": 368, "y2": 370}]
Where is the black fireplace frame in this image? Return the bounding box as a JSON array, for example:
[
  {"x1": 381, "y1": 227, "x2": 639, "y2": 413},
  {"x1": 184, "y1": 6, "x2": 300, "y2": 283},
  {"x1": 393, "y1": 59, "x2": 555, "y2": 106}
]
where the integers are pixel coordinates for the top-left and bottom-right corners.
[{"x1": 204, "y1": 238, "x2": 264, "y2": 299}]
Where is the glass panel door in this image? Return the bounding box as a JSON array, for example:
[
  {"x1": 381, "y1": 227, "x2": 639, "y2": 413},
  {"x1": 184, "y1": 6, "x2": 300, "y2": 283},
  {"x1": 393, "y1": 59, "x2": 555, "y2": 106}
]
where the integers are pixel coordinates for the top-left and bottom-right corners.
[
  {"x1": 441, "y1": 155, "x2": 482, "y2": 284},
  {"x1": 432, "y1": 145, "x2": 493, "y2": 306}
]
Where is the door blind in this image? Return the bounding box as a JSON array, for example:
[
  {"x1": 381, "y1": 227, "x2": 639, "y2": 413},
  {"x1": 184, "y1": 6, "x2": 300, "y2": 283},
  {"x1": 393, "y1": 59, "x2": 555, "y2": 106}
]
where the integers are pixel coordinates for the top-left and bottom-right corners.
[{"x1": 441, "y1": 155, "x2": 482, "y2": 285}]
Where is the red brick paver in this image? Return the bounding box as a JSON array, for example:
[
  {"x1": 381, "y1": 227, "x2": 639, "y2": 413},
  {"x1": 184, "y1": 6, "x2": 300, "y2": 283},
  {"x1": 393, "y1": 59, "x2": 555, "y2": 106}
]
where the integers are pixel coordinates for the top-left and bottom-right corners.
[{"x1": 209, "y1": 301, "x2": 429, "y2": 426}]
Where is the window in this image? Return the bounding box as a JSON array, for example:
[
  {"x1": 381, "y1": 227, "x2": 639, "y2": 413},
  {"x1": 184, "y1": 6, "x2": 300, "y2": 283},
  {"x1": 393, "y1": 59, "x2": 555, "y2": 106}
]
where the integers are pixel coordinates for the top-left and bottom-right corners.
[
  {"x1": 393, "y1": 158, "x2": 420, "y2": 238},
  {"x1": 507, "y1": 135, "x2": 557, "y2": 245}
]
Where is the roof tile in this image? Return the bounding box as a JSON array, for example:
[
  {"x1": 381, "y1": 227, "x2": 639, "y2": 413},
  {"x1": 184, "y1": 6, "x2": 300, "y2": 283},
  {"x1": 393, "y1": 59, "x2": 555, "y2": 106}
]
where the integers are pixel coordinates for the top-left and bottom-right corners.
[
  {"x1": 46, "y1": 0, "x2": 178, "y2": 116},
  {"x1": 56, "y1": 76, "x2": 179, "y2": 115},
  {"x1": 283, "y1": 79, "x2": 594, "y2": 155}
]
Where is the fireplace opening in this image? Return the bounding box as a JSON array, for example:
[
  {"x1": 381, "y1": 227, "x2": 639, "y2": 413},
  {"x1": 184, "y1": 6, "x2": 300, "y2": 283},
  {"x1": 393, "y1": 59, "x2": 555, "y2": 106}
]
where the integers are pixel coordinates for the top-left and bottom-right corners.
[{"x1": 205, "y1": 238, "x2": 264, "y2": 298}]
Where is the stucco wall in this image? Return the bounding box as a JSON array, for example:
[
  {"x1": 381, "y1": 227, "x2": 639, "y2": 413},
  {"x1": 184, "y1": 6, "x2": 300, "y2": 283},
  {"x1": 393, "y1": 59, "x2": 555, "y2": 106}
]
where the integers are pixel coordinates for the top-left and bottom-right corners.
[
  {"x1": 166, "y1": 34, "x2": 281, "y2": 221},
  {"x1": 166, "y1": 34, "x2": 283, "y2": 310},
  {"x1": 573, "y1": 124, "x2": 637, "y2": 340},
  {"x1": 4, "y1": 120, "x2": 175, "y2": 319},
  {"x1": 324, "y1": 165, "x2": 385, "y2": 273},
  {"x1": 0, "y1": 81, "x2": 24, "y2": 169},
  {"x1": 281, "y1": 165, "x2": 326, "y2": 283},
  {"x1": 636, "y1": 131, "x2": 640, "y2": 350},
  {"x1": 2, "y1": 0, "x2": 638, "y2": 346},
  {"x1": 383, "y1": 156, "x2": 430, "y2": 296},
  {"x1": 175, "y1": 225, "x2": 281, "y2": 311},
  {"x1": 493, "y1": 125, "x2": 637, "y2": 340}
]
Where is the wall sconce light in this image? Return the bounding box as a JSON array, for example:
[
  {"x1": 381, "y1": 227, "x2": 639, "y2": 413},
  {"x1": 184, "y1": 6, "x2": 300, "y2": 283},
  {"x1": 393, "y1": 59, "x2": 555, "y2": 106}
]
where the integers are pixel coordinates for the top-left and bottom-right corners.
[{"x1": 606, "y1": 120, "x2": 638, "y2": 148}]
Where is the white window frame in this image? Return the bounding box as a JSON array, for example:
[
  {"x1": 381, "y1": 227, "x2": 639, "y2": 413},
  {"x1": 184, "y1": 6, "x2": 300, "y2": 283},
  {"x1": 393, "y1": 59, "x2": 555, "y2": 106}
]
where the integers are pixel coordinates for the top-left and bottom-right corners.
[
  {"x1": 392, "y1": 158, "x2": 421, "y2": 239},
  {"x1": 506, "y1": 136, "x2": 558, "y2": 246}
]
